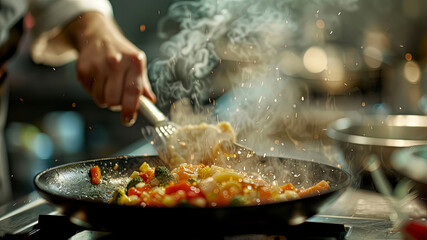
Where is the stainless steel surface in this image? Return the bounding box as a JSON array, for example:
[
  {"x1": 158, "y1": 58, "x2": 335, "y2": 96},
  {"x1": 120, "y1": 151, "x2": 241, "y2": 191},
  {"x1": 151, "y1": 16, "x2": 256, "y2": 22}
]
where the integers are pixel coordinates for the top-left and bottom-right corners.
[
  {"x1": 327, "y1": 115, "x2": 427, "y2": 147},
  {"x1": 0, "y1": 192, "x2": 56, "y2": 236},
  {"x1": 327, "y1": 114, "x2": 427, "y2": 175}
]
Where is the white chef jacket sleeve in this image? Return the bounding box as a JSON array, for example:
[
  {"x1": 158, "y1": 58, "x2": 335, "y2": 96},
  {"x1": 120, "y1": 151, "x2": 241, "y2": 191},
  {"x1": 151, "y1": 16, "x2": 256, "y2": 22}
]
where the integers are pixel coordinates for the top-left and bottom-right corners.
[{"x1": 29, "y1": 0, "x2": 113, "y2": 66}]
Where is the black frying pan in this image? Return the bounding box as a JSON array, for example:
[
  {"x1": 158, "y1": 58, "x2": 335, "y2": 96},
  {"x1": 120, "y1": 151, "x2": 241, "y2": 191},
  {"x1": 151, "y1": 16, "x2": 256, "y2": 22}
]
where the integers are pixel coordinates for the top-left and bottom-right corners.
[{"x1": 34, "y1": 155, "x2": 350, "y2": 235}]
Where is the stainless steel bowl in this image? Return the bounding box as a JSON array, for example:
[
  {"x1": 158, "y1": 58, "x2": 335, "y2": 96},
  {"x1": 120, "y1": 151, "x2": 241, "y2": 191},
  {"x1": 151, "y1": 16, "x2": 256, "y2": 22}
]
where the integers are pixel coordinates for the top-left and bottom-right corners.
[{"x1": 327, "y1": 114, "x2": 427, "y2": 177}]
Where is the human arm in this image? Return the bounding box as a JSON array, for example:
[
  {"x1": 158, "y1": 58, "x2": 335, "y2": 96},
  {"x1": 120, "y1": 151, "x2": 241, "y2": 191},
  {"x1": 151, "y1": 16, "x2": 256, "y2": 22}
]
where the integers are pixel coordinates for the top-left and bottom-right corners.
[{"x1": 29, "y1": 0, "x2": 156, "y2": 126}]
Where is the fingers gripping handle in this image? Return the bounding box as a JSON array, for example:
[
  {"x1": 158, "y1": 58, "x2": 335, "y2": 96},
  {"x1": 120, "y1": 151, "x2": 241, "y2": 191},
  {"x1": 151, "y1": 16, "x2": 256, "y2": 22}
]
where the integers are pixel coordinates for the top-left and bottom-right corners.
[{"x1": 138, "y1": 95, "x2": 168, "y2": 125}]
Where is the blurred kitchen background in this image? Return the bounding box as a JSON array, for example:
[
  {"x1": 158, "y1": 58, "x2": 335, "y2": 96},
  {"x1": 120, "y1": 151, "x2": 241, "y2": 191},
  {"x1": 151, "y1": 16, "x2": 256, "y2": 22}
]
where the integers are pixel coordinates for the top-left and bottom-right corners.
[{"x1": 4, "y1": 0, "x2": 427, "y2": 199}]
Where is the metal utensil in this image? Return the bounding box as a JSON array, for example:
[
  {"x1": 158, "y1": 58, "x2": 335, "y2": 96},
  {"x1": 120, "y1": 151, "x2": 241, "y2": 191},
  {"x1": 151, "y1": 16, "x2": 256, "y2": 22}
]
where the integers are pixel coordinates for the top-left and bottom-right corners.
[
  {"x1": 138, "y1": 95, "x2": 256, "y2": 161},
  {"x1": 138, "y1": 95, "x2": 178, "y2": 160}
]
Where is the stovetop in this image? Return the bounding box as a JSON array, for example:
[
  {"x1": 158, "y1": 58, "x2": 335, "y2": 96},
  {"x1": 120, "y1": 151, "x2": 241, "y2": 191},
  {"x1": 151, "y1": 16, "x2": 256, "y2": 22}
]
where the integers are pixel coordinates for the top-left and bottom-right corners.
[{"x1": 1, "y1": 188, "x2": 426, "y2": 239}]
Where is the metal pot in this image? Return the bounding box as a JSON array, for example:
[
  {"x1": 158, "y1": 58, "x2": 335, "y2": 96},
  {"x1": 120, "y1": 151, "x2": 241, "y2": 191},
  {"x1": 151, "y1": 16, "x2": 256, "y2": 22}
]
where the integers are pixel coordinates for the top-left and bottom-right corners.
[{"x1": 326, "y1": 114, "x2": 427, "y2": 179}]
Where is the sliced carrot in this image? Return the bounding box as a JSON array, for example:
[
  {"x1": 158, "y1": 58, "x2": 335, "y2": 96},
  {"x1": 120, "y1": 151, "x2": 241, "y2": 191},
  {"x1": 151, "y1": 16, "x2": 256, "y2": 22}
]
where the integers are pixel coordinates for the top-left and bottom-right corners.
[
  {"x1": 259, "y1": 186, "x2": 273, "y2": 203},
  {"x1": 297, "y1": 180, "x2": 330, "y2": 197},
  {"x1": 90, "y1": 165, "x2": 101, "y2": 185},
  {"x1": 175, "y1": 164, "x2": 205, "y2": 181},
  {"x1": 280, "y1": 183, "x2": 295, "y2": 192}
]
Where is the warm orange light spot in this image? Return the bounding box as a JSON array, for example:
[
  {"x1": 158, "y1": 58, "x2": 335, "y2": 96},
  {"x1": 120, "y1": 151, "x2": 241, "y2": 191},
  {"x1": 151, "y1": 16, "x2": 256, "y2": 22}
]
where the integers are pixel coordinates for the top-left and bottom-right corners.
[
  {"x1": 72, "y1": 102, "x2": 76, "y2": 108},
  {"x1": 361, "y1": 102, "x2": 366, "y2": 107},
  {"x1": 19, "y1": 98, "x2": 24, "y2": 102},
  {"x1": 140, "y1": 24, "x2": 146, "y2": 32},
  {"x1": 89, "y1": 126, "x2": 93, "y2": 130},
  {"x1": 405, "y1": 53, "x2": 412, "y2": 61},
  {"x1": 315, "y1": 19, "x2": 325, "y2": 29}
]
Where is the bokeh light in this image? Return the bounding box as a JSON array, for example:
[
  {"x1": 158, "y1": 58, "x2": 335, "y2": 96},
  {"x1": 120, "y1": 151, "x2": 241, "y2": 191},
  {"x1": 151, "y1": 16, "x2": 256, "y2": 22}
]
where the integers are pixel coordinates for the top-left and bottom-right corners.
[
  {"x1": 363, "y1": 46, "x2": 383, "y2": 69},
  {"x1": 403, "y1": 61, "x2": 421, "y2": 84},
  {"x1": 303, "y1": 47, "x2": 328, "y2": 73}
]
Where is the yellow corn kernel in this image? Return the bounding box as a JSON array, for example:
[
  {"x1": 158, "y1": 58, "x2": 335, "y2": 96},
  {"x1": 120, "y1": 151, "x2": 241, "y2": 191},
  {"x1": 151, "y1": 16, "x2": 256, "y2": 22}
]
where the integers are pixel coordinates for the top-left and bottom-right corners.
[
  {"x1": 129, "y1": 171, "x2": 139, "y2": 179},
  {"x1": 139, "y1": 162, "x2": 150, "y2": 172},
  {"x1": 162, "y1": 195, "x2": 177, "y2": 207},
  {"x1": 189, "y1": 197, "x2": 207, "y2": 208},
  {"x1": 212, "y1": 171, "x2": 242, "y2": 182},
  {"x1": 199, "y1": 166, "x2": 211, "y2": 179}
]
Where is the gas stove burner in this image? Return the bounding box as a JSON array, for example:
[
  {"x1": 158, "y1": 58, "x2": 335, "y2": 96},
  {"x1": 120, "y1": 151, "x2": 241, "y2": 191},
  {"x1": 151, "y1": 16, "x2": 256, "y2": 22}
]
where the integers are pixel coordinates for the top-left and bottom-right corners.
[{"x1": 2, "y1": 215, "x2": 349, "y2": 240}]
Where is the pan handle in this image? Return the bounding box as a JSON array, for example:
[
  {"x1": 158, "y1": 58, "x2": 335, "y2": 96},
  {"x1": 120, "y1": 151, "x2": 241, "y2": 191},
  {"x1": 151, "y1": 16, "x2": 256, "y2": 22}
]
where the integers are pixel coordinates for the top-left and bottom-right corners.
[{"x1": 138, "y1": 95, "x2": 168, "y2": 125}]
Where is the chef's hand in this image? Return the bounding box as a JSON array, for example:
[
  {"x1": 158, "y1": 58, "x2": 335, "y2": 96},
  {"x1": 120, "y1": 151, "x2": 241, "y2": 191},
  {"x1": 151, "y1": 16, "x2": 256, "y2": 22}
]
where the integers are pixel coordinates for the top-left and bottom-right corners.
[{"x1": 63, "y1": 12, "x2": 156, "y2": 126}]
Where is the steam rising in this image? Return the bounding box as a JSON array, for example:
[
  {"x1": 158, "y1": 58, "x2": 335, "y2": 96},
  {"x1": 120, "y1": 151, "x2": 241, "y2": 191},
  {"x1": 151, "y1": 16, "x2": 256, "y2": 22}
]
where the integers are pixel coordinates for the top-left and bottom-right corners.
[
  {"x1": 146, "y1": 0, "x2": 367, "y2": 175},
  {"x1": 149, "y1": 0, "x2": 359, "y2": 111}
]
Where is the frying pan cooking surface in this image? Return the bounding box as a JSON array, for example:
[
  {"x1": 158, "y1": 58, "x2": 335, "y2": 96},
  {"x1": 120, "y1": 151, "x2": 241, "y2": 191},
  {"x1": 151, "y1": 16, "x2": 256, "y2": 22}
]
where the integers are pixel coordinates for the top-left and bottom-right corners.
[{"x1": 34, "y1": 155, "x2": 350, "y2": 234}]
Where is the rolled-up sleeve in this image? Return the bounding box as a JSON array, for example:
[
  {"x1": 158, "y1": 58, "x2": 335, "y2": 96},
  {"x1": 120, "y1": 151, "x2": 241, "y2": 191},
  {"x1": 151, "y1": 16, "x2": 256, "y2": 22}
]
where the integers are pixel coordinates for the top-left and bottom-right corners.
[{"x1": 29, "y1": 0, "x2": 113, "y2": 66}]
